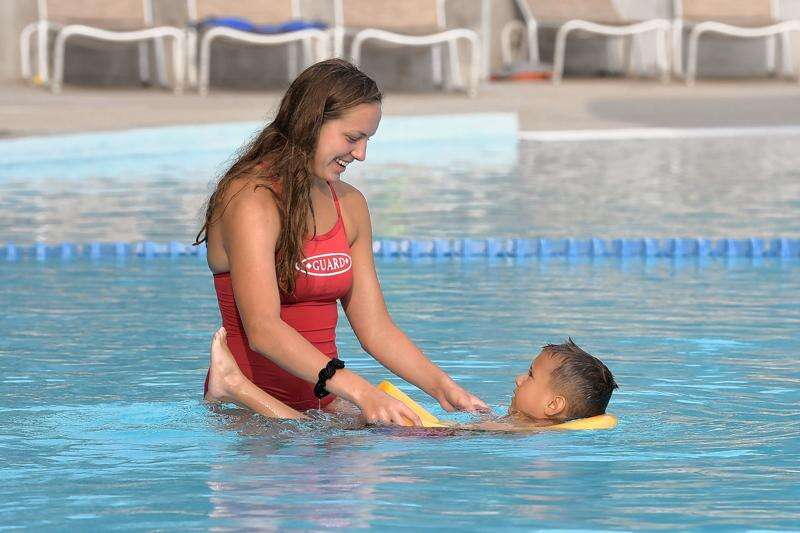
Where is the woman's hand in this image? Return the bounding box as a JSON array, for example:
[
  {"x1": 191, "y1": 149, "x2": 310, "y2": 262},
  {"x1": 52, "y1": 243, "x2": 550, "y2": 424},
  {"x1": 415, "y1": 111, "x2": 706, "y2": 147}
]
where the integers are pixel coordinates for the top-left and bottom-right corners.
[
  {"x1": 357, "y1": 388, "x2": 424, "y2": 427},
  {"x1": 434, "y1": 378, "x2": 490, "y2": 413}
]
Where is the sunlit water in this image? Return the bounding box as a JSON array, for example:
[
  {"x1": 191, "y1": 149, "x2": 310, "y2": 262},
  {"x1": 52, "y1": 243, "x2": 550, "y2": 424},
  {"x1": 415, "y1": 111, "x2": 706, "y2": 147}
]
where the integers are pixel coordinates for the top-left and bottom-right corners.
[
  {"x1": 1, "y1": 118, "x2": 799, "y2": 529},
  {"x1": 1, "y1": 120, "x2": 799, "y2": 244}
]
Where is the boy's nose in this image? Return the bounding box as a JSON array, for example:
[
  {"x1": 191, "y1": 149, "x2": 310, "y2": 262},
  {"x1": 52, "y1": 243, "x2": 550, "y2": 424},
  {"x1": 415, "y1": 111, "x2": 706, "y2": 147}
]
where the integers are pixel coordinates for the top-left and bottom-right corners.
[{"x1": 515, "y1": 374, "x2": 524, "y2": 387}]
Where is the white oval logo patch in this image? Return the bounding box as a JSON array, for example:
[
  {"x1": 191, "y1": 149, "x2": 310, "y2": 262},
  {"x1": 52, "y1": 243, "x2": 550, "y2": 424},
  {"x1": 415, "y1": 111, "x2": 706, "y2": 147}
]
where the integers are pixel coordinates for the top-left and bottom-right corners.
[{"x1": 295, "y1": 252, "x2": 352, "y2": 277}]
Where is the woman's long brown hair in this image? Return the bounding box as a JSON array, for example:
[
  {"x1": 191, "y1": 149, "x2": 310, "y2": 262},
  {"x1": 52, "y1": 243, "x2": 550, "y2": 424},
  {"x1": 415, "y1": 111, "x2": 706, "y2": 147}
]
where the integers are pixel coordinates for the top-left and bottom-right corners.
[{"x1": 194, "y1": 59, "x2": 381, "y2": 295}]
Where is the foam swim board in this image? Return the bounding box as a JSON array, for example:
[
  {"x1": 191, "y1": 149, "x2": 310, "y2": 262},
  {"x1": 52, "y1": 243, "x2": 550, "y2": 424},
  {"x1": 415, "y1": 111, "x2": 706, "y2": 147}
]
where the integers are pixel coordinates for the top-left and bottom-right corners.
[
  {"x1": 377, "y1": 380, "x2": 451, "y2": 427},
  {"x1": 549, "y1": 413, "x2": 617, "y2": 430},
  {"x1": 377, "y1": 380, "x2": 617, "y2": 430}
]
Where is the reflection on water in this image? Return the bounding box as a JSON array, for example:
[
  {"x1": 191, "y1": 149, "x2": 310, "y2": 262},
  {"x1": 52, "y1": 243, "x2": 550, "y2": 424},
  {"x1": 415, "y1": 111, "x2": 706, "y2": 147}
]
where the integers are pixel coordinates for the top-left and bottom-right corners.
[
  {"x1": 514, "y1": 137, "x2": 800, "y2": 238},
  {"x1": 1, "y1": 136, "x2": 799, "y2": 243},
  {"x1": 206, "y1": 426, "x2": 404, "y2": 529}
]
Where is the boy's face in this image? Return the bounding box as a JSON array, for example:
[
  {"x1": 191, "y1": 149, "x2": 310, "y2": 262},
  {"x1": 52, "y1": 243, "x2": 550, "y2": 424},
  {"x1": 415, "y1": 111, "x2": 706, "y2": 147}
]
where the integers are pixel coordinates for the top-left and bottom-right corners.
[{"x1": 508, "y1": 351, "x2": 564, "y2": 420}]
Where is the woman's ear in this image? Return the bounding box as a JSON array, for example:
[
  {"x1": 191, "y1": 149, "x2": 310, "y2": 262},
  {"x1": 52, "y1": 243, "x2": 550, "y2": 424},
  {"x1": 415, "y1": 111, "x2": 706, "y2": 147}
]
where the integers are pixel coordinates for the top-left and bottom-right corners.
[{"x1": 545, "y1": 395, "x2": 566, "y2": 417}]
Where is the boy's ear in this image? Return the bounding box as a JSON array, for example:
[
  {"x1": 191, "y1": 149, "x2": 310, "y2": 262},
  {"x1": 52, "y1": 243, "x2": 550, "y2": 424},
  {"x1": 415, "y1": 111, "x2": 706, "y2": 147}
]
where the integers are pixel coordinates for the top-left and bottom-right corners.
[{"x1": 545, "y1": 395, "x2": 566, "y2": 417}]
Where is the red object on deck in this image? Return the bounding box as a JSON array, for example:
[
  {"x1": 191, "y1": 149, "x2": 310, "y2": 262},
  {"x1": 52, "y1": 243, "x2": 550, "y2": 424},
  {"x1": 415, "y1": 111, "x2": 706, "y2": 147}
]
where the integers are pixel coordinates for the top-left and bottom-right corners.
[{"x1": 491, "y1": 69, "x2": 552, "y2": 82}]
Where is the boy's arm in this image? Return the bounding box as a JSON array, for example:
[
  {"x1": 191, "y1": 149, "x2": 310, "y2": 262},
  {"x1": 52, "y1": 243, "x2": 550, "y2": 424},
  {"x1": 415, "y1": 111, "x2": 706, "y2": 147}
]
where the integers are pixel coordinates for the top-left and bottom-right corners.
[{"x1": 458, "y1": 417, "x2": 551, "y2": 432}]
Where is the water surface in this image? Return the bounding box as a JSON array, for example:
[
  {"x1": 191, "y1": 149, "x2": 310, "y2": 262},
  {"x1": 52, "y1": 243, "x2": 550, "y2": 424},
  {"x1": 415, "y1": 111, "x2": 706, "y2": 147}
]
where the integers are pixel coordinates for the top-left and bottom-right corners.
[{"x1": 1, "y1": 258, "x2": 798, "y2": 529}]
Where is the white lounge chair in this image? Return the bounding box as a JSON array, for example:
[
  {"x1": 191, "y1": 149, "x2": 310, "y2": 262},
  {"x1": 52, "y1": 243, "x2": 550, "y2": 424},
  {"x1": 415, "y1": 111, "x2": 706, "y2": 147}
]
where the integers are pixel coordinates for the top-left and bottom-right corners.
[
  {"x1": 188, "y1": 0, "x2": 330, "y2": 95},
  {"x1": 20, "y1": 0, "x2": 186, "y2": 94},
  {"x1": 335, "y1": 0, "x2": 481, "y2": 96},
  {"x1": 501, "y1": 0, "x2": 672, "y2": 84},
  {"x1": 676, "y1": 0, "x2": 800, "y2": 85}
]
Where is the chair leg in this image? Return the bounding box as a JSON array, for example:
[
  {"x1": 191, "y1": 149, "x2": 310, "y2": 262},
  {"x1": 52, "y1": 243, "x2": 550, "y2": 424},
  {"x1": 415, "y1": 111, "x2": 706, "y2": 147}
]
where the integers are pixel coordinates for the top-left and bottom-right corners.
[
  {"x1": 350, "y1": 36, "x2": 363, "y2": 66},
  {"x1": 672, "y1": 21, "x2": 683, "y2": 77},
  {"x1": 431, "y1": 44, "x2": 443, "y2": 87},
  {"x1": 322, "y1": 32, "x2": 333, "y2": 60},
  {"x1": 186, "y1": 30, "x2": 198, "y2": 88},
  {"x1": 686, "y1": 27, "x2": 701, "y2": 86},
  {"x1": 38, "y1": 20, "x2": 49, "y2": 84},
  {"x1": 287, "y1": 42, "x2": 298, "y2": 82},
  {"x1": 623, "y1": 34, "x2": 634, "y2": 77},
  {"x1": 656, "y1": 28, "x2": 670, "y2": 83},
  {"x1": 766, "y1": 34, "x2": 778, "y2": 75},
  {"x1": 635, "y1": 33, "x2": 648, "y2": 77},
  {"x1": 448, "y1": 39, "x2": 463, "y2": 89},
  {"x1": 500, "y1": 20, "x2": 522, "y2": 68},
  {"x1": 20, "y1": 23, "x2": 37, "y2": 81},
  {"x1": 552, "y1": 25, "x2": 571, "y2": 84},
  {"x1": 467, "y1": 35, "x2": 480, "y2": 97},
  {"x1": 155, "y1": 37, "x2": 168, "y2": 87},
  {"x1": 199, "y1": 33, "x2": 213, "y2": 95},
  {"x1": 171, "y1": 34, "x2": 185, "y2": 95},
  {"x1": 313, "y1": 33, "x2": 330, "y2": 62},
  {"x1": 334, "y1": 27, "x2": 345, "y2": 58},
  {"x1": 52, "y1": 30, "x2": 69, "y2": 93},
  {"x1": 780, "y1": 31, "x2": 792, "y2": 79},
  {"x1": 301, "y1": 38, "x2": 312, "y2": 69},
  {"x1": 527, "y1": 21, "x2": 540, "y2": 65},
  {"x1": 138, "y1": 41, "x2": 151, "y2": 86}
]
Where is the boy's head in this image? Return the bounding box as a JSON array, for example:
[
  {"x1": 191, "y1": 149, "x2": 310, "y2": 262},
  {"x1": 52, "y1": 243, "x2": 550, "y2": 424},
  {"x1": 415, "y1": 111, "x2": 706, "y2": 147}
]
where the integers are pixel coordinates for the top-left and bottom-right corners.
[{"x1": 508, "y1": 339, "x2": 618, "y2": 422}]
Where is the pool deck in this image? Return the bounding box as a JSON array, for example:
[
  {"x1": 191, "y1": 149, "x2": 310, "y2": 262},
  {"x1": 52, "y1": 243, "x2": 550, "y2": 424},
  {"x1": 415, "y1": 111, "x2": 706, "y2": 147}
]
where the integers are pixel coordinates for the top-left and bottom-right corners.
[{"x1": 3, "y1": 78, "x2": 800, "y2": 138}]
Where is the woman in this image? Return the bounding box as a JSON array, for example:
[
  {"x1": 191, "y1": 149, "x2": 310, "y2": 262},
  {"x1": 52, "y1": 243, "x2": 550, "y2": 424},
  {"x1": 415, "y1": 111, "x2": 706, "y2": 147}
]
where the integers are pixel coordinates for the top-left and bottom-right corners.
[{"x1": 196, "y1": 59, "x2": 488, "y2": 426}]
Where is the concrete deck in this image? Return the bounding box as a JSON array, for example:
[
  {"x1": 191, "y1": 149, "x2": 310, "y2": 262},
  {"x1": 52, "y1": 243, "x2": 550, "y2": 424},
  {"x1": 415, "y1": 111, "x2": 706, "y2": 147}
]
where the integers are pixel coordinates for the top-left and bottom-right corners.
[{"x1": 3, "y1": 78, "x2": 800, "y2": 139}]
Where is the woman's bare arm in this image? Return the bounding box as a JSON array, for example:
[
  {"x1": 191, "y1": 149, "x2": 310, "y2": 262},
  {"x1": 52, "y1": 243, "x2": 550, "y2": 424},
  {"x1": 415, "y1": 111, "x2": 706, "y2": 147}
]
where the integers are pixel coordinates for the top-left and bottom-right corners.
[{"x1": 340, "y1": 186, "x2": 488, "y2": 412}]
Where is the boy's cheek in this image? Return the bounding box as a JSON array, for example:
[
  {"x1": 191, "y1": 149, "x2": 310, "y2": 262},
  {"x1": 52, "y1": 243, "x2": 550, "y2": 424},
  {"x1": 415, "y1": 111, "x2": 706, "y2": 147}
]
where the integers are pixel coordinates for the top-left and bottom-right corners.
[{"x1": 507, "y1": 397, "x2": 517, "y2": 415}]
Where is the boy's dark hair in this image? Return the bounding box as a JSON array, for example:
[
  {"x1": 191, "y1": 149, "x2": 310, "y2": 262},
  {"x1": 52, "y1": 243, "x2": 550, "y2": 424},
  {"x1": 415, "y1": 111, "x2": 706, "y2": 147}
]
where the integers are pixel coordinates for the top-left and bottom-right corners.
[{"x1": 543, "y1": 338, "x2": 618, "y2": 421}]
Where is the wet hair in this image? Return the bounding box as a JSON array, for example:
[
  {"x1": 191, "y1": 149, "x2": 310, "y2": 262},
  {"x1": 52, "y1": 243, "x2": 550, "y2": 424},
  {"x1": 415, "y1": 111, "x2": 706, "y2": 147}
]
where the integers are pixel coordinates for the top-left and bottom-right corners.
[
  {"x1": 194, "y1": 59, "x2": 382, "y2": 294},
  {"x1": 542, "y1": 338, "x2": 618, "y2": 421}
]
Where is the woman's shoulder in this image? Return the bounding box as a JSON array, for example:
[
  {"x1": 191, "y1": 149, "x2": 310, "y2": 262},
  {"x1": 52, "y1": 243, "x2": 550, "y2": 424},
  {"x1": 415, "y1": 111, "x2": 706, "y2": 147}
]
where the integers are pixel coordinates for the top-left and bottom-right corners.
[
  {"x1": 218, "y1": 174, "x2": 281, "y2": 223},
  {"x1": 333, "y1": 180, "x2": 368, "y2": 211}
]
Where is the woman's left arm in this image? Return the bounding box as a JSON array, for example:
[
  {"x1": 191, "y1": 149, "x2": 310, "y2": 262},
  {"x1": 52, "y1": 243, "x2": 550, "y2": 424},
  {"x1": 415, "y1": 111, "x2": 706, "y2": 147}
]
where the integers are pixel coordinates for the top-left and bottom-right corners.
[{"x1": 340, "y1": 187, "x2": 488, "y2": 413}]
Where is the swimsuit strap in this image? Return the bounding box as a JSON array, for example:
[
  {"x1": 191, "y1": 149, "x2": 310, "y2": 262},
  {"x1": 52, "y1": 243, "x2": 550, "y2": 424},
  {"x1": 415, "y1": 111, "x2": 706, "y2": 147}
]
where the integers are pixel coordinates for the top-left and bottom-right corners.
[{"x1": 327, "y1": 181, "x2": 343, "y2": 221}]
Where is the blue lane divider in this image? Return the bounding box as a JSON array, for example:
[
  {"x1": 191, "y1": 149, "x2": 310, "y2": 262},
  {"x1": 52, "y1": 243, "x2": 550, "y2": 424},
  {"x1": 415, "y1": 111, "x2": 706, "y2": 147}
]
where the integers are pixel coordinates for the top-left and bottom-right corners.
[{"x1": 2, "y1": 238, "x2": 799, "y2": 261}]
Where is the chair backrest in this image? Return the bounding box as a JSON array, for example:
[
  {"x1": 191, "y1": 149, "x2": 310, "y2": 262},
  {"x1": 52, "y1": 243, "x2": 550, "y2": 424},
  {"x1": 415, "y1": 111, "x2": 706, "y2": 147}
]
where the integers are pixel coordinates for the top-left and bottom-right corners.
[
  {"x1": 188, "y1": 0, "x2": 298, "y2": 25},
  {"x1": 335, "y1": 0, "x2": 445, "y2": 33},
  {"x1": 676, "y1": 0, "x2": 777, "y2": 25},
  {"x1": 39, "y1": 0, "x2": 150, "y2": 26},
  {"x1": 519, "y1": 0, "x2": 626, "y2": 25}
]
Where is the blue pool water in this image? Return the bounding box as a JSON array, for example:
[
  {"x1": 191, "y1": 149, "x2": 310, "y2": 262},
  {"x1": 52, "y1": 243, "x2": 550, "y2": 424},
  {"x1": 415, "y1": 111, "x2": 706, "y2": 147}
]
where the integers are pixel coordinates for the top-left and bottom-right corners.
[
  {"x1": 1, "y1": 257, "x2": 799, "y2": 529},
  {"x1": 2, "y1": 115, "x2": 800, "y2": 244},
  {"x1": 1, "y1": 115, "x2": 799, "y2": 529}
]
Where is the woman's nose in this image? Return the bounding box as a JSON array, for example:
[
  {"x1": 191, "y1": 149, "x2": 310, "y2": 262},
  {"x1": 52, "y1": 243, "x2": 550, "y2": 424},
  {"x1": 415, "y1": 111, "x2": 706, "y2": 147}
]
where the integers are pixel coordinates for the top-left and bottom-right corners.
[{"x1": 351, "y1": 139, "x2": 367, "y2": 161}]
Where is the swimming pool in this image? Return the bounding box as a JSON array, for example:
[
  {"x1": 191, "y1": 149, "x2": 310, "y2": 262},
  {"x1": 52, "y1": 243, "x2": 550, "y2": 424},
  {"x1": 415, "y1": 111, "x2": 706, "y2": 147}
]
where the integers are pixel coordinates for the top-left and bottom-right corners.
[
  {"x1": 1, "y1": 116, "x2": 799, "y2": 529},
  {"x1": 2, "y1": 115, "x2": 800, "y2": 243}
]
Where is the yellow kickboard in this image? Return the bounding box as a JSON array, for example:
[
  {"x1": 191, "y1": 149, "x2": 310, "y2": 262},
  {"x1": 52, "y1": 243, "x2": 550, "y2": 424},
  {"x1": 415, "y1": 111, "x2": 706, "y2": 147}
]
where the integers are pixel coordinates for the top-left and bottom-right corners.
[
  {"x1": 548, "y1": 413, "x2": 617, "y2": 430},
  {"x1": 377, "y1": 380, "x2": 617, "y2": 431},
  {"x1": 377, "y1": 380, "x2": 450, "y2": 427}
]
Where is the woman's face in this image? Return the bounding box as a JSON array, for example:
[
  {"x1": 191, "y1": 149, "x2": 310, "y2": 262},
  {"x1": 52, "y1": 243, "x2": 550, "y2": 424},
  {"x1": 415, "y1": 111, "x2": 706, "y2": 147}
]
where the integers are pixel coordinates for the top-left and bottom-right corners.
[{"x1": 311, "y1": 102, "x2": 381, "y2": 182}]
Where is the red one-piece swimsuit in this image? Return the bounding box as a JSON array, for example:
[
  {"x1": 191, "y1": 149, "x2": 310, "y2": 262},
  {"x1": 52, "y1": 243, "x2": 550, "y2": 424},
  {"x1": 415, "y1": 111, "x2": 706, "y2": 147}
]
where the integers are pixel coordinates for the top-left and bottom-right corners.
[{"x1": 205, "y1": 181, "x2": 353, "y2": 411}]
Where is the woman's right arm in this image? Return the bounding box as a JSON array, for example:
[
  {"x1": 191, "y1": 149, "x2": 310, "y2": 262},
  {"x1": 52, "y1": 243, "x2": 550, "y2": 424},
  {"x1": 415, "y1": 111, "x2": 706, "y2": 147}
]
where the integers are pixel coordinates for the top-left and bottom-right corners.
[{"x1": 220, "y1": 183, "x2": 421, "y2": 427}]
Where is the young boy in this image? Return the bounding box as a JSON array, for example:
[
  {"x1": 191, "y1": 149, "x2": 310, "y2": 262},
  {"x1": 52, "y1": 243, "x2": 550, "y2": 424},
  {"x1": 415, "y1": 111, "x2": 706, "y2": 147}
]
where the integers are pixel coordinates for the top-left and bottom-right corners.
[
  {"x1": 205, "y1": 328, "x2": 617, "y2": 430},
  {"x1": 466, "y1": 339, "x2": 618, "y2": 431}
]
